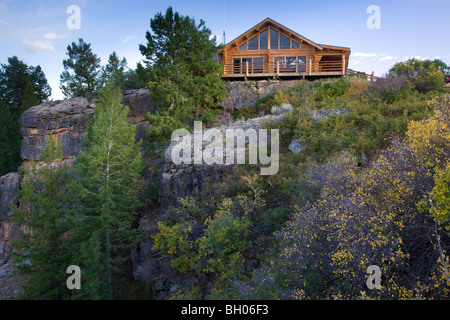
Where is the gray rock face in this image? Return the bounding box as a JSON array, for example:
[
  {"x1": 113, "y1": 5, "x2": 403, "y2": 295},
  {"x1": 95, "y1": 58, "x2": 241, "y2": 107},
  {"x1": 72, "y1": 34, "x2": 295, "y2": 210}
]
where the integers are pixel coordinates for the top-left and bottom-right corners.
[
  {"x1": 160, "y1": 112, "x2": 287, "y2": 211},
  {"x1": 20, "y1": 89, "x2": 155, "y2": 166},
  {"x1": 20, "y1": 97, "x2": 95, "y2": 163},
  {"x1": 0, "y1": 173, "x2": 20, "y2": 264},
  {"x1": 0, "y1": 173, "x2": 20, "y2": 222},
  {"x1": 122, "y1": 88, "x2": 155, "y2": 142},
  {"x1": 310, "y1": 108, "x2": 353, "y2": 122},
  {"x1": 289, "y1": 139, "x2": 303, "y2": 155},
  {"x1": 222, "y1": 80, "x2": 303, "y2": 110}
]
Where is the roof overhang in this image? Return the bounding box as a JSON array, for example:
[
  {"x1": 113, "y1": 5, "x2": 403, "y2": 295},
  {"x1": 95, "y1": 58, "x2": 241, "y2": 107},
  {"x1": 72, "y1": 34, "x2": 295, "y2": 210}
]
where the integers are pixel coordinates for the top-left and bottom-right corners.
[{"x1": 223, "y1": 18, "x2": 325, "y2": 51}]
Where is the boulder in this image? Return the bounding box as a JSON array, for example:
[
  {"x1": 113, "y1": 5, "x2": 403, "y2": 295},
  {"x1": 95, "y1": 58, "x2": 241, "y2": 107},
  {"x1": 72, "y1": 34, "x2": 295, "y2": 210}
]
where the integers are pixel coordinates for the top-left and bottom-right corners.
[
  {"x1": 310, "y1": 108, "x2": 353, "y2": 122},
  {"x1": 222, "y1": 80, "x2": 303, "y2": 110},
  {"x1": 289, "y1": 139, "x2": 303, "y2": 155}
]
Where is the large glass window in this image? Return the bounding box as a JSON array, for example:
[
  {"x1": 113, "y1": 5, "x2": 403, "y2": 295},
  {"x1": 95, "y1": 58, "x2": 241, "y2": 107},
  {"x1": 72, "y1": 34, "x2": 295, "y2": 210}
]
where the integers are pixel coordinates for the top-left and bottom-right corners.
[
  {"x1": 270, "y1": 30, "x2": 279, "y2": 49},
  {"x1": 280, "y1": 34, "x2": 290, "y2": 49},
  {"x1": 298, "y1": 56, "x2": 306, "y2": 72},
  {"x1": 239, "y1": 42, "x2": 247, "y2": 51},
  {"x1": 260, "y1": 29, "x2": 268, "y2": 50},
  {"x1": 253, "y1": 58, "x2": 264, "y2": 73},
  {"x1": 274, "y1": 57, "x2": 284, "y2": 72},
  {"x1": 233, "y1": 59, "x2": 241, "y2": 74},
  {"x1": 248, "y1": 35, "x2": 258, "y2": 50},
  {"x1": 292, "y1": 40, "x2": 300, "y2": 49},
  {"x1": 242, "y1": 58, "x2": 252, "y2": 72}
]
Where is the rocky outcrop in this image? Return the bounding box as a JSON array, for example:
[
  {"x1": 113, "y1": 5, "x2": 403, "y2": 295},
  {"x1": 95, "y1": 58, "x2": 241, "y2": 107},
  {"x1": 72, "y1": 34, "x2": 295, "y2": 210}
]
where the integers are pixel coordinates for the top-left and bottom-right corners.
[
  {"x1": 310, "y1": 108, "x2": 353, "y2": 122},
  {"x1": 0, "y1": 173, "x2": 20, "y2": 264},
  {"x1": 122, "y1": 88, "x2": 156, "y2": 142},
  {"x1": 20, "y1": 89, "x2": 155, "y2": 167},
  {"x1": 159, "y1": 112, "x2": 286, "y2": 211},
  {"x1": 20, "y1": 97, "x2": 95, "y2": 166},
  {"x1": 222, "y1": 80, "x2": 303, "y2": 110}
]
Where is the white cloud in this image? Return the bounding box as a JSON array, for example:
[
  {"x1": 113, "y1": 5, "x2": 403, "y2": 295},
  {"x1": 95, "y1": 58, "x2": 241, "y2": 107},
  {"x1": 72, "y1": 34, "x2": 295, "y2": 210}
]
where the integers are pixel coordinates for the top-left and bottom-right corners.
[
  {"x1": 0, "y1": 0, "x2": 10, "y2": 11},
  {"x1": 122, "y1": 35, "x2": 136, "y2": 44},
  {"x1": 23, "y1": 28, "x2": 67, "y2": 53},
  {"x1": 43, "y1": 32, "x2": 68, "y2": 40},
  {"x1": 353, "y1": 52, "x2": 377, "y2": 58},
  {"x1": 412, "y1": 0, "x2": 450, "y2": 4},
  {"x1": 25, "y1": 40, "x2": 55, "y2": 53},
  {"x1": 30, "y1": 27, "x2": 49, "y2": 34},
  {"x1": 378, "y1": 56, "x2": 394, "y2": 62}
]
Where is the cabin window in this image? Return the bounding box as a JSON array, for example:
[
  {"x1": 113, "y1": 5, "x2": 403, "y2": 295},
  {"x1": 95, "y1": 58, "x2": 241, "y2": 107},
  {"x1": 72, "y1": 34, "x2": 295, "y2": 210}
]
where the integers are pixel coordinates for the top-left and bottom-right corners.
[
  {"x1": 270, "y1": 30, "x2": 279, "y2": 49},
  {"x1": 239, "y1": 42, "x2": 247, "y2": 51},
  {"x1": 292, "y1": 40, "x2": 300, "y2": 49},
  {"x1": 233, "y1": 59, "x2": 242, "y2": 74},
  {"x1": 298, "y1": 56, "x2": 307, "y2": 72},
  {"x1": 248, "y1": 35, "x2": 258, "y2": 50},
  {"x1": 274, "y1": 56, "x2": 308, "y2": 73},
  {"x1": 233, "y1": 57, "x2": 264, "y2": 74},
  {"x1": 280, "y1": 33, "x2": 290, "y2": 49},
  {"x1": 242, "y1": 58, "x2": 253, "y2": 72},
  {"x1": 260, "y1": 29, "x2": 268, "y2": 50},
  {"x1": 286, "y1": 57, "x2": 296, "y2": 67},
  {"x1": 253, "y1": 58, "x2": 264, "y2": 73}
]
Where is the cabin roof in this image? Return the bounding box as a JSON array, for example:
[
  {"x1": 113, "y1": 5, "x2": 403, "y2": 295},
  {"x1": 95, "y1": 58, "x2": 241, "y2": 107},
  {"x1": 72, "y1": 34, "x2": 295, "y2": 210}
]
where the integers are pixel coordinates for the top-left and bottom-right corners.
[
  {"x1": 221, "y1": 17, "x2": 350, "y2": 53},
  {"x1": 224, "y1": 18, "x2": 321, "y2": 51}
]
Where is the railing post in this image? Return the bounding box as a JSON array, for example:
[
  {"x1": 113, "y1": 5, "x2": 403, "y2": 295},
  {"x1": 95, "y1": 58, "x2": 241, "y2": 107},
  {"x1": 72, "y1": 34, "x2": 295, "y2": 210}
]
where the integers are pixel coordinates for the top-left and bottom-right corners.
[
  {"x1": 342, "y1": 55, "x2": 346, "y2": 75},
  {"x1": 308, "y1": 59, "x2": 312, "y2": 75},
  {"x1": 276, "y1": 60, "x2": 280, "y2": 76},
  {"x1": 246, "y1": 61, "x2": 249, "y2": 77}
]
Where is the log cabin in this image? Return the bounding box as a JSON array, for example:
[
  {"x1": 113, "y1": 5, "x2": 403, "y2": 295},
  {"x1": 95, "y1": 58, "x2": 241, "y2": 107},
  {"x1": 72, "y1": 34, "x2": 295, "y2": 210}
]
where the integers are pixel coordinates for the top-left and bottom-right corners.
[{"x1": 218, "y1": 18, "x2": 351, "y2": 79}]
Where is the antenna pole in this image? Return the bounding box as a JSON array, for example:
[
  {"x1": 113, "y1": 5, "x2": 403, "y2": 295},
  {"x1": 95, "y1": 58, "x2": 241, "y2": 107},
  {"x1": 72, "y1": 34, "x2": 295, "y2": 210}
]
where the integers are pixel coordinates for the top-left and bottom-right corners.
[{"x1": 223, "y1": 0, "x2": 226, "y2": 45}]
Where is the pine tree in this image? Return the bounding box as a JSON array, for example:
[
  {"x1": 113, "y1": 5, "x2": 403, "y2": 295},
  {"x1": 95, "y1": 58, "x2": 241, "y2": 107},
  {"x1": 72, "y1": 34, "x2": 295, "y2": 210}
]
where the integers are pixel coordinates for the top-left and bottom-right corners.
[
  {"x1": 20, "y1": 81, "x2": 40, "y2": 114},
  {"x1": 139, "y1": 7, "x2": 226, "y2": 124},
  {"x1": 60, "y1": 38, "x2": 102, "y2": 98},
  {"x1": 0, "y1": 101, "x2": 21, "y2": 175},
  {"x1": 11, "y1": 135, "x2": 74, "y2": 300},
  {"x1": 101, "y1": 52, "x2": 127, "y2": 90},
  {"x1": 70, "y1": 85, "x2": 145, "y2": 299},
  {"x1": 0, "y1": 56, "x2": 51, "y2": 110}
]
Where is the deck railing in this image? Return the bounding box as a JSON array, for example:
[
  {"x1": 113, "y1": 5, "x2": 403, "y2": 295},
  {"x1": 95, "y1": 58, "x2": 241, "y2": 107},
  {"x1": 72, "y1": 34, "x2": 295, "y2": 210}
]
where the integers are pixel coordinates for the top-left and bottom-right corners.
[{"x1": 223, "y1": 59, "x2": 345, "y2": 77}]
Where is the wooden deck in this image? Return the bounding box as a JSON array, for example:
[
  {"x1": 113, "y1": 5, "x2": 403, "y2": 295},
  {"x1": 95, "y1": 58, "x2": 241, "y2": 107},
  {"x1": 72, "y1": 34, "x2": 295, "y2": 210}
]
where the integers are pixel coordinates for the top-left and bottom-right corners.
[{"x1": 222, "y1": 59, "x2": 346, "y2": 79}]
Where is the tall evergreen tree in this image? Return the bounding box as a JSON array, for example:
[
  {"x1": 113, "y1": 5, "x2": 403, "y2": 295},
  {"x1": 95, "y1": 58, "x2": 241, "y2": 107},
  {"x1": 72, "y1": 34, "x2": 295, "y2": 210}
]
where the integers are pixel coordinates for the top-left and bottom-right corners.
[
  {"x1": 139, "y1": 7, "x2": 226, "y2": 123},
  {"x1": 0, "y1": 57, "x2": 51, "y2": 175},
  {"x1": 20, "y1": 80, "x2": 40, "y2": 114},
  {"x1": 101, "y1": 52, "x2": 127, "y2": 90},
  {"x1": 70, "y1": 85, "x2": 144, "y2": 299},
  {"x1": 60, "y1": 38, "x2": 102, "y2": 98},
  {"x1": 11, "y1": 135, "x2": 74, "y2": 300},
  {"x1": 0, "y1": 56, "x2": 51, "y2": 110},
  {"x1": 0, "y1": 101, "x2": 21, "y2": 175}
]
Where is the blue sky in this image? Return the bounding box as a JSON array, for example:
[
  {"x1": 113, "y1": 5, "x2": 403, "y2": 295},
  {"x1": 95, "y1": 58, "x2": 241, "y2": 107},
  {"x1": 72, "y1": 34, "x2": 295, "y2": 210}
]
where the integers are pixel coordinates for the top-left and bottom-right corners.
[{"x1": 0, "y1": 0, "x2": 449, "y2": 100}]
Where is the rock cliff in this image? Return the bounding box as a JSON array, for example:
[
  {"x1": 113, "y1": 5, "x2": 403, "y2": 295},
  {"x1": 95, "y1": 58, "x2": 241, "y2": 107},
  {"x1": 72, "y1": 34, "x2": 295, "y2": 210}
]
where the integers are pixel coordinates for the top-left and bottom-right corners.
[{"x1": 0, "y1": 80, "x2": 353, "y2": 299}]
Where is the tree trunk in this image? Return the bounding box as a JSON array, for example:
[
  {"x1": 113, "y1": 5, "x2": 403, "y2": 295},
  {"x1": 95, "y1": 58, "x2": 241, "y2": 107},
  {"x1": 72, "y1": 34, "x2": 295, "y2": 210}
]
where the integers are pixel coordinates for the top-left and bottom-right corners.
[{"x1": 106, "y1": 231, "x2": 114, "y2": 300}]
